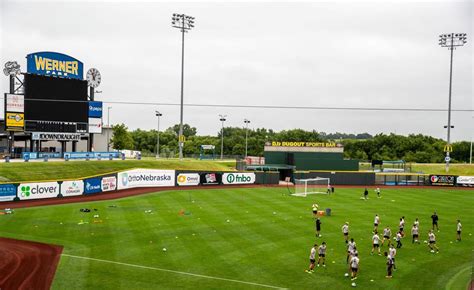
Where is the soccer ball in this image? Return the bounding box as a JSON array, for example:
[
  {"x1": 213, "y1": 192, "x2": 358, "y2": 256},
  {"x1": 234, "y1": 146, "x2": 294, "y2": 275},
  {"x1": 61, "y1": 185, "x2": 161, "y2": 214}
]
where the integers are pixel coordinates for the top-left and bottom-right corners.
[
  {"x1": 351, "y1": 282, "x2": 356, "y2": 287},
  {"x1": 226, "y1": 219, "x2": 230, "y2": 223},
  {"x1": 344, "y1": 273, "x2": 349, "y2": 277},
  {"x1": 424, "y1": 240, "x2": 428, "y2": 244},
  {"x1": 162, "y1": 248, "x2": 167, "y2": 252}
]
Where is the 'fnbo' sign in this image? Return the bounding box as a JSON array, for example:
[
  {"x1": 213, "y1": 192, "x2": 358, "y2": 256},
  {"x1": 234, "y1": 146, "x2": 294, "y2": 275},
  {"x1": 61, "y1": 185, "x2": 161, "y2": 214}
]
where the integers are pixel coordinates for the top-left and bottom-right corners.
[
  {"x1": 26, "y1": 51, "x2": 83, "y2": 80},
  {"x1": 222, "y1": 173, "x2": 255, "y2": 185}
]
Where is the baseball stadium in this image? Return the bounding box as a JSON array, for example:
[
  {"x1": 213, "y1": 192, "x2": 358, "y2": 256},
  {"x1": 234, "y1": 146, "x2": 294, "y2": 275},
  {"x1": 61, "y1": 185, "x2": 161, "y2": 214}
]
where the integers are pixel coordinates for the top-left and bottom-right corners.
[{"x1": 1, "y1": 2, "x2": 473, "y2": 290}]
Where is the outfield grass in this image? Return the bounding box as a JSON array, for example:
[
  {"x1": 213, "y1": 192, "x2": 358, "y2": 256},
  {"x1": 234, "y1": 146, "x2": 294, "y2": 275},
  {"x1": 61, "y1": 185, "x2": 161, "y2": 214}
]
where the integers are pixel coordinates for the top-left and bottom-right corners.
[
  {"x1": 0, "y1": 159, "x2": 236, "y2": 183},
  {"x1": 410, "y1": 163, "x2": 474, "y2": 176},
  {"x1": 0, "y1": 187, "x2": 472, "y2": 289},
  {"x1": 359, "y1": 162, "x2": 474, "y2": 175}
]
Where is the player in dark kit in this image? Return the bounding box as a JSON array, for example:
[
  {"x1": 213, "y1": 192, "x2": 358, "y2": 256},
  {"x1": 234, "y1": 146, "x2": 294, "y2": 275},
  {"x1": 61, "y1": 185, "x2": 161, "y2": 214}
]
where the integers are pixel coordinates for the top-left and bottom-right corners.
[
  {"x1": 431, "y1": 212, "x2": 439, "y2": 231},
  {"x1": 316, "y1": 218, "x2": 322, "y2": 237},
  {"x1": 363, "y1": 188, "x2": 369, "y2": 200},
  {"x1": 384, "y1": 251, "x2": 394, "y2": 278}
]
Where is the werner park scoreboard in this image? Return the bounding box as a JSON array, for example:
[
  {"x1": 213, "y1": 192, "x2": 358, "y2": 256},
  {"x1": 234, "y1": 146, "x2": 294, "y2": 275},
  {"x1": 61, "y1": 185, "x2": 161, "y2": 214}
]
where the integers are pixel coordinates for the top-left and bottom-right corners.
[{"x1": 3, "y1": 51, "x2": 103, "y2": 152}]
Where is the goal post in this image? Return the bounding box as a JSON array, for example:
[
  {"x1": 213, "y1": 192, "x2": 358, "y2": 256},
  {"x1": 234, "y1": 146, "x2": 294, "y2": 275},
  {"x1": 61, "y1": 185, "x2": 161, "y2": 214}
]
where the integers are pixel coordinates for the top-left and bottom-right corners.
[{"x1": 292, "y1": 177, "x2": 331, "y2": 197}]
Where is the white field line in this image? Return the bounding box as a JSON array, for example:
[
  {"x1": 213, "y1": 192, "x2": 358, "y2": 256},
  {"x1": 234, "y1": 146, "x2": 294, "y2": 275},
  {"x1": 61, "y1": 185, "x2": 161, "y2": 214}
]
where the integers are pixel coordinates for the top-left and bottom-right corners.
[{"x1": 62, "y1": 253, "x2": 287, "y2": 289}]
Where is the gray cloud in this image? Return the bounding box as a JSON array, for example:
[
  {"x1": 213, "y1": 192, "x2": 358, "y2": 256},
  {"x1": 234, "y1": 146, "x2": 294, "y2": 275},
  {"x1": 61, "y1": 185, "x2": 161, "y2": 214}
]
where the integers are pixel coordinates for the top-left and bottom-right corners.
[{"x1": 1, "y1": 1, "x2": 472, "y2": 141}]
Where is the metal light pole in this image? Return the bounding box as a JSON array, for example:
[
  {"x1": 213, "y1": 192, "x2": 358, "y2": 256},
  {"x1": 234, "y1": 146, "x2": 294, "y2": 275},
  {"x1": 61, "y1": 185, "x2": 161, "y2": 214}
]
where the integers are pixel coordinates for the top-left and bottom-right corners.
[
  {"x1": 172, "y1": 13, "x2": 195, "y2": 160},
  {"x1": 107, "y1": 106, "x2": 112, "y2": 151},
  {"x1": 470, "y1": 116, "x2": 473, "y2": 164},
  {"x1": 244, "y1": 119, "x2": 250, "y2": 158},
  {"x1": 156, "y1": 111, "x2": 162, "y2": 159},
  {"x1": 439, "y1": 33, "x2": 467, "y2": 173},
  {"x1": 219, "y1": 114, "x2": 227, "y2": 159}
]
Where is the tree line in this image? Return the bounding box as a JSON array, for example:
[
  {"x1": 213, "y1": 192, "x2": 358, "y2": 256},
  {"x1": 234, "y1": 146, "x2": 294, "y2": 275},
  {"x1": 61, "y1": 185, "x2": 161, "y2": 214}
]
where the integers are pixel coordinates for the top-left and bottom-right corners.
[{"x1": 110, "y1": 123, "x2": 471, "y2": 163}]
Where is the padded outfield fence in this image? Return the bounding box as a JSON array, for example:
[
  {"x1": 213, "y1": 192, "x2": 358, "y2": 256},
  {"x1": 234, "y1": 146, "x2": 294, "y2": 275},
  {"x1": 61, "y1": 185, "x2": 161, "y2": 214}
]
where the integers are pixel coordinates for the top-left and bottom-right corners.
[{"x1": 0, "y1": 169, "x2": 267, "y2": 203}]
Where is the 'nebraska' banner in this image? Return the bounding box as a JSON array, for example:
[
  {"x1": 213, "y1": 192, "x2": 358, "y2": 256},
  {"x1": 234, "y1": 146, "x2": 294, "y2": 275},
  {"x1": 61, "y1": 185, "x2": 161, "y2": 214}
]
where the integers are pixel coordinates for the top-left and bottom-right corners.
[{"x1": 117, "y1": 169, "x2": 175, "y2": 190}]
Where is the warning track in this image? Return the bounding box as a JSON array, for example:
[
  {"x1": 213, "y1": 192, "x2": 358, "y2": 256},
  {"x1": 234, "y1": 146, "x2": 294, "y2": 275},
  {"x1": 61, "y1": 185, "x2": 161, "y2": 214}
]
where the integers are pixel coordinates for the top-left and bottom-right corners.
[{"x1": 0, "y1": 237, "x2": 63, "y2": 290}]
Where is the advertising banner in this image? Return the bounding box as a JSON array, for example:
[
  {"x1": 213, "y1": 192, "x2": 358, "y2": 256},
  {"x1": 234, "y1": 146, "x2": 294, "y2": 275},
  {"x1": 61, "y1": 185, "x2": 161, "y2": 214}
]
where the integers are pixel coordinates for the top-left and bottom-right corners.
[
  {"x1": 0, "y1": 184, "x2": 17, "y2": 202},
  {"x1": 6, "y1": 113, "x2": 24, "y2": 129},
  {"x1": 200, "y1": 173, "x2": 221, "y2": 185},
  {"x1": 32, "y1": 132, "x2": 82, "y2": 141},
  {"x1": 84, "y1": 177, "x2": 102, "y2": 194},
  {"x1": 22, "y1": 152, "x2": 62, "y2": 160},
  {"x1": 26, "y1": 52, "x2": 84, "y2": 80},
  {"x1": 456, "y1": 176, "x2": 474, "y2": 186},
  {"x1": 60, "y1": 180, "x2": 84, "y2": 197},
  {"x1": 5, "y1": 94, "x2": 24, "y2": 112},
  {"x1": 88, "y1": 101, "x2": 103, "y2": 118},
  {"x1": 101, "y1": 176, "x2": 117, "y2": 192},
  {"x1": 88, "y1": 118, "x2": 102, "y2": 134},
  {"x1": 429, "y1": 175, "x2": 456, "y2": 186},
  {"x1": 222, "y1": 173, "x2": 256, "y2": 185},
  {"x1": 63, "y1": 152, "x2": 120, "y2": 160},
  {"x1": 177, "y1": 173, "x2": 200, "y2": 186},
  {"x1": 117, "y1": 169, "x2": 175, "y2": 190},
  {"x1": 17, "y1": 182, "x2": 59, "y2": 200}
]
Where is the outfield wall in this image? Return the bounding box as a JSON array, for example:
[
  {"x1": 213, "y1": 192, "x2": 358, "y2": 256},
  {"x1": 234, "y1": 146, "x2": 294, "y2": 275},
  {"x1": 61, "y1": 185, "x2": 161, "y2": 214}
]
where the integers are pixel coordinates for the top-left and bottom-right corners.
[
  {"x1": 293, "y1": 171, "x2": 375, "y2": 185},
  {"x1": 1, "y1": 169, "x2": 262, "y2": 203}
]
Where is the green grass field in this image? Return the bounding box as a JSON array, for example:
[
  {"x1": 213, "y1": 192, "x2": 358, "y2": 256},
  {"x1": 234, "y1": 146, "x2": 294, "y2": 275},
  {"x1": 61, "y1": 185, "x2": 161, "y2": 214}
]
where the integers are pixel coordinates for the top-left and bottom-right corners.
[
  {"x1": 359, "y1": 163, "x2": 474, "y2": 176},
  {"x1": 0, "y1": 187, "x2": 472, "y2": 289},
  {"x1": 0, "y1": 159, "x2": 236, "y2": 182}
]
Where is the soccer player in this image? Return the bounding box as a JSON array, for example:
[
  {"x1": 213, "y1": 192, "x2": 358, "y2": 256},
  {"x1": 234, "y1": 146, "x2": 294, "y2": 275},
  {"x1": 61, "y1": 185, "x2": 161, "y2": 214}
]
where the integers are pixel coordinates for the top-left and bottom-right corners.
[
  {"x1": 306, "y1": 244, "x2": 318, "y2": 273},
  {"x1": 371, "y1": 232, "x2": 381, "y2": 255},
  {"x1": 395, "y1": 231, "x2": 402, "y2": 248},
  {"x1": 431, "y1": 211, "x2": 439, "y2": 231},
  {"x1": 414, "y1": 218, "x2": 420, "y2": 228},
  {"x1": 375, "y1": 187, "x2": 381, "y2": 198},
  {"x1": 374, "y1": 214, "x2": 380, "y2": 233},
  {"x1": 342, "y1": 222, "x2": 350, "y2": 243},
  {"x1": 316, "y1": 218, "x2": 322, "y2": 237},
  {"x1": 317, "y1": 242, "x2": 327, "y2": 267},
  {"x1": 312, "y1": 204, "x2": 319, "y2": 218},
  {"x1": 350, "y1": 253, "x2": 360, "y2": 281},
  {"x1": 382, "y1": 226, "x2": 392, "y2": 246},
  {"x1": 347, "y1": 238, "x2": 356, "y2": 264},
  {"x1": 327, "y1": 184, "x2": 331, "y2": 195},
  {"x1": 363, "y1": 188, "x2": 369, "y2": 200},
  {"x1": 389, "y1": 244, "x2": 397, "y2": 270},
  {"x1": 384, "y1": 251, "x2": 394, "y2": 278},
  {"x1": 428, "y1": 230, "x2": 439, "y2": 253},
  {"x1": 411, "y1": 224, "x2": 420, "y2": 244},
  {"x1": 456, "y1": 219, "x2": 462, "y2": 241},
  {"x1": 399, "y1": 217, "x2": 405, "y2": 237}
]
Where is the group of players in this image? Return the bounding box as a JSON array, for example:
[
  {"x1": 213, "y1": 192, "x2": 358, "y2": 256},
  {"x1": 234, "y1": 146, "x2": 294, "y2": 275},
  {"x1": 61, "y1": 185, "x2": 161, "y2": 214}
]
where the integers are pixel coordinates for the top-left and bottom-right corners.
[{"x1": 306, "y1": 192, "x2": 464, "y2": 283}]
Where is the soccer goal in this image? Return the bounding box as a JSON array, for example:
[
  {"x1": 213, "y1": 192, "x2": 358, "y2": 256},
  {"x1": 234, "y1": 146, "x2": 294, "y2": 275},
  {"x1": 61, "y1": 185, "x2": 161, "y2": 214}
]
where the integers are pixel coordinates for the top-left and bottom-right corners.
[{"x1": 292, "y1": 177, "x2": 331, "y2": 197}]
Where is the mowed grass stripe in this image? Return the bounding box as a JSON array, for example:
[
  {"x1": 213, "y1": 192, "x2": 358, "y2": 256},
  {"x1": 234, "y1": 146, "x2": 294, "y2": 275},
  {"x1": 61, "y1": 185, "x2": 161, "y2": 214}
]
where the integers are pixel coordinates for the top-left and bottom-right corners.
[{"x1": 61, "y1": 253, "x2": 287, "y2": 289}]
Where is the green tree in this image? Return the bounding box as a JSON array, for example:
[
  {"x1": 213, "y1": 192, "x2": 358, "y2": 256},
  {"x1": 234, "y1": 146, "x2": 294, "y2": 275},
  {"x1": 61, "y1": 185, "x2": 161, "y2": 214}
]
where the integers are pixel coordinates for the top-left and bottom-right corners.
[
  {"x1": 110, "y1": 124, "x2": 134, "y2": 150},
  {"x1": 167, "y1": 124, "x2": 197, "y2": 137}
]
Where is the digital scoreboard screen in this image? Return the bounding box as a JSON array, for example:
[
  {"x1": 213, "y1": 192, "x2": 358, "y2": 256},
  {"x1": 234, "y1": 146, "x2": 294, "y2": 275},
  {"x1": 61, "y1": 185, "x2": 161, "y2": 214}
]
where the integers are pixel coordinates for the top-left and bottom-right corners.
[{"x1": 24, "y1": 73, "x2": 88, "y2": 132}]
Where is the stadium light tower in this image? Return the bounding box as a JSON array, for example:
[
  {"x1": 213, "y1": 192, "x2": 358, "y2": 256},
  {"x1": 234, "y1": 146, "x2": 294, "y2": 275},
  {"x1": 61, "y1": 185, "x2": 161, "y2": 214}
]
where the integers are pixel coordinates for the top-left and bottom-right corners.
[
  {"x1": 244, "y1": 119, "x2": 250, "y2": 158},
  {"x1": 219, "y1": 114, "x2": 227, "y2": 159},
  {"x1": 172, "y1": 13, "x2": 195, "y2": 160},
  {"x1": 156, "y1": 110, "x2": 162, "y2": 159},
  {"x1": 438, "y1": 33, "x2": 467, "y2": 173}
]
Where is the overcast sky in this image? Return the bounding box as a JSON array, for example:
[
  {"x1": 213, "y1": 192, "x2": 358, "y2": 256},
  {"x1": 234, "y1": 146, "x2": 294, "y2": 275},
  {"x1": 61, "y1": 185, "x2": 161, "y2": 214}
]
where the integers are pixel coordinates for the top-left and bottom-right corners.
[{"x1": 1, "y1": 0, "x2": 472, "y2": 141}]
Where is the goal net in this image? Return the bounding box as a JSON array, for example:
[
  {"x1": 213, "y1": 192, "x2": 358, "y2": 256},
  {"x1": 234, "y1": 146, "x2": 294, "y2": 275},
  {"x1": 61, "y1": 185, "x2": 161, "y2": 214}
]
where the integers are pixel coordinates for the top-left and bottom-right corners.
[{"x1": 292, "y1": 177, "x2": 330, "y2": 197}]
